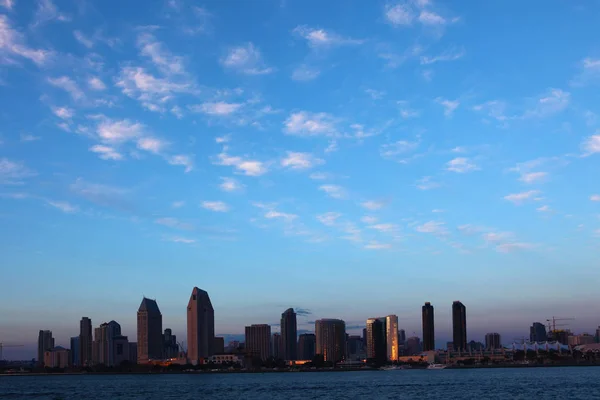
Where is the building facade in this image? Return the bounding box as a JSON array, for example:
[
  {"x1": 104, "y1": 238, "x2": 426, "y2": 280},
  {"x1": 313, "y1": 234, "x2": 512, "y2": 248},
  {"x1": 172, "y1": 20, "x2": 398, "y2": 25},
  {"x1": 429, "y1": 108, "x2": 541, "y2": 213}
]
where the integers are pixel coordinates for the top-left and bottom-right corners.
[
  {"x1": 245, "y1": 324, "x2": 272, "y2": 361},
  {"x1": 70, "y1": 336, "x2": 80, "y2": 366},
  {"x1": 398, "y1": 329, "x2": 406, "y2": 345},
  {"x1": 113, "y1": 335, "x2": 130, "y2": 366},
  {"x1": 366, "y1": 317, "x2": 387, "y2": 363},
  {"x1": 452, "y1": 301, "x2": 467, "y2": 352},
  {"x1": 315, "y1": 319, "x2": 346, "y2": 363},
  {"x1": 422, "y1": 302, "x2": 435, "y2": 351},
  {"x1": 405, "y1": 336, "x2": 421, "y2": 355},
  {"x1": 530, "y1": 322, "x2": 547, "y2": 342},
  {"x1": 485, "y1": 333, "x2": 502, "y2": 350},
  {"x1": 187, "y1": 287, "x2": 215, "y2": 364},
  {"x1": 214, "y1": 337, "x2": 225, "y2": 354},
  {"x1": 37, "y1": 330, "x2": 54, "y2": 366},
  {"x1": 43, "y1": 347, "x2": 70, "y2": 368},
  {"x1": 163, "y1": 329, "x2": 178, "y2": 359},
  {"x1": 272, "y1": 333, "x2": 282, "y2": 359},
  {"x1": 297, "y1": 333, "x2": 316, "y2": 360},
  {"x1": 280, "y1": 308, "x2": 297, "y2": 361},
  {"x1": 386, "y1": 315, "x2": 399, "y2": 361},
  {"x1": 79, "y1": 317, "x2": 92, "y2": 367},
  {"x1": 137, "y1": 297, "x2": 163, "y2": 362},
  {"x1": 128, "y1": 343, "x2": 138, "y2": 364}
]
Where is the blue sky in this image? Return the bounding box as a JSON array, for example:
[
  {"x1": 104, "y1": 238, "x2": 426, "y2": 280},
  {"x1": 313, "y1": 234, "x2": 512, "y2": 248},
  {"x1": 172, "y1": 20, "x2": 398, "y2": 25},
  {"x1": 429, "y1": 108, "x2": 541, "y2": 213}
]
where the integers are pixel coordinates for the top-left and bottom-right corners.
[{"x1": 1, "y1": 0, "x2": 600, "y2": 359}]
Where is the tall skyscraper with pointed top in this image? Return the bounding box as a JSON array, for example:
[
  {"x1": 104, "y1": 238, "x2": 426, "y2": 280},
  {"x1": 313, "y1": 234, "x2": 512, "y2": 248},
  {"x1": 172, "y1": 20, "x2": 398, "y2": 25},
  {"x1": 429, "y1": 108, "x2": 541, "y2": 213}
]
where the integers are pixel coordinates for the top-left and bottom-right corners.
[
  {"x1": 137, "y1": 297, "x2": 163, "y2": 362},
  {"x1": 422, "y1": 302, "x2": 435, "y2": 351},
  {"x1": 187, "y1": 287, "x2": 215, "y2": 364},
  {"x1": 280, "y1": 308, "x2": 297, "y2": 360}
]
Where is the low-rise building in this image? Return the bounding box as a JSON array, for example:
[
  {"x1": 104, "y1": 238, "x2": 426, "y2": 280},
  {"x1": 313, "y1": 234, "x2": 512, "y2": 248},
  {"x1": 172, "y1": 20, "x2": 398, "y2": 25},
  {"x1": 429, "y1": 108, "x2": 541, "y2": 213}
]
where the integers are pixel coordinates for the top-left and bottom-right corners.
[
  {"x1": 44, "y1": 347, "x2": 70, "y2": 368},
  {"x1": 209, "y1": 354, "x2": 243, "y2": 365}
]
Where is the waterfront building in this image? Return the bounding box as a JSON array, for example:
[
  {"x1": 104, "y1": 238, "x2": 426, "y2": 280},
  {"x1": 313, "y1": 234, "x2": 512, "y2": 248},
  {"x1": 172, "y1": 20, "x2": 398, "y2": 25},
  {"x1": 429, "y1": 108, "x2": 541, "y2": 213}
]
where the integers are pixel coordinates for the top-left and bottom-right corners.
[
  {"x1": 79, "y1": 317, "x2": 92, "y2": 367},
  {"x1": 137, "y1": 297, "x2": 163, "y2": 362},
  {"x1": 315, "y1": 319, "x2": 346, "y2": 363},
  {"x1": 297, "y1": 333, "x2": 316, "y2": 360},
  {"x1": 568, "y1": 334, "x2": 595, "y2": 346},
  {"x1": 366, "y1": 317, "x2": 387, "y2": 363},
  {"x1": 405, "y1": 336, "x2": 421, "y2": 356},
  {"x1": 37, "y1": 330, "x2": 54, "y2": 366},
  {"x1": 485, "y1": 333, "x2": 502, "y2": 350},
  {"x1": 163, "y1": 328, "x2": 178, "y2": 359},
  {"x1": 530, "y1": 322, "x2": 547, "y2": 342},
  {"x1": 281, "y1": 308, "x2": 297, "y2": 360},
  {"x1": 128, "y1": 343, "x2": 137, "y2": 364},
  {"x1": 422, "y1": 302, "x2": 435, "y2": 351},
  {"x1": 187, "y1": 287, "x2": 215, "y2": 364},
  {"x1": 272, "y1": 333, "x2": 282, "y2": 359},
  {"x1": 245, "y1": 324, "x2": 272, "y2": 361},
  {"x1": 452, "y1": 301, "x2": 467, "y2": 352},
  {"x1": 398, "y1": 329, "x2": 406, "y2": 344},
  {"x1": 214, "y1": 337, "x2": 225, "y2": 354},
  {"x1": 43, "y1": 346, "x2": 70, "y2": 368},
  {"x1": 70, "y1": 336, "x2": 80, "y2": 366}
]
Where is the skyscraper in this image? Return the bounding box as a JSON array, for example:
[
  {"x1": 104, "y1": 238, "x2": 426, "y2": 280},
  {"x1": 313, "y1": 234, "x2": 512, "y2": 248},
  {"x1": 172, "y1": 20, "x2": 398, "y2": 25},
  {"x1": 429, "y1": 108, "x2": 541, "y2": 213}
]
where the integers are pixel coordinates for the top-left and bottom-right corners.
[
  {"x1": 422, "y1": 302, "x2": 435, "y2": 351},
  {"x1": 386, "y1": 315, "x2": 399, "y2": 361},
  {"x1": 137, "y1": 297, "x2": 163, "y2": 362},
  {"x1": 163, "y1": 328, "x2": 178, "y2": 359},
  {"x1": 70, "y1": 336, "x2": 80, "y2": 367},
  {"x1": 297, "y1": 333, "x2": 316, "y2": 360},
  {"x1": 272, "y1": 333, "x2": 282, "y2": 359},
  {"x1": 280, "y1": 308, "x2": 297, "y2": 360},
  {"x1": 406, "y1": 336, "x2": 421, "y2": 355},
  {"x1": 452, "y1": 301, "x2": 467, "y2": 352},
  {"x1": 315, "y1": 319, "x2": 346, "y2": 363},
  {"x1": 214, "y1": 337, "x2": 225, "y2": 354},
  {"x1": 37, "y1": 330, "x2": 54, "y2": 366},
  {"x1": 366, "y1": 317, "x2": 387, "y2": 363},
  {"x1": 595, "y1": 326, "x2": 600, "y2": 344},
  {"x1": 530, "y1": 322, "x2": 547, "y2": 342},
  {"x1": 187, "y1": 287, "x2": 215, "y2": 364},
  {"x1": 398, "y1": 329, "x2": 406, "y2": 344},
  {"x1": 485, "y1": 333, "x2": 502, "y2": 350},
  {"x1": 245, "y1": 324, "x2": 271, "y2": 360},
  {"x1": 79, "y1": 317, "x2": 92, "y2": 367}
]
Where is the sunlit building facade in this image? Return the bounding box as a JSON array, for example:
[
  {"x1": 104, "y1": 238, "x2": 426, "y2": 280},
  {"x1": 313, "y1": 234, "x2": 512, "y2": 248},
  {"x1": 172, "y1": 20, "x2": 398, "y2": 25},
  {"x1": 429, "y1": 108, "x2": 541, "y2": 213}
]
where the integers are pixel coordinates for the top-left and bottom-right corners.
[
  {"x1": 386, "y1": 315, "x2": 399, "y2": 361},
  {"x1": 315, "y1": 319, "x2": 346, "y2": 363}
]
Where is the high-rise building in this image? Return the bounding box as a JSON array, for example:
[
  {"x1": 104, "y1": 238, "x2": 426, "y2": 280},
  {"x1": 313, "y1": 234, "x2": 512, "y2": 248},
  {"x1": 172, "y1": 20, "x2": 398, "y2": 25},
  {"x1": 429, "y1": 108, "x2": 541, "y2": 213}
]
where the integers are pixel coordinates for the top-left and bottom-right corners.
[
  {"x1": 362, "y1": 328, "x2": 367, "y2": 351},
  {"x1": 79, "y1": 317, "x2": 92, "y2": 367},
  {"x1": 366, "y1": 317, "x2": 387, "y2": 363},
  {"x1": 281, "y1": 308, "x2": 297, "y2": 360},
  {"x1": 187, "y1": 287, "x2": 215, "y2": 364},
  {"x1": 43, "y1": 346, "x2": 70, "y2": 368},
  {"x1": 163, "y1": 328, "x2": 178, "y2": 359},
  {"x1": 315, "y1": 319, "x2": 346, "y2": 363},
  {"x1": 113, "y1": 335, "x2": 130, "y2": 366},
  {"x1": 37, "y1": 330, "x2": 54, "y2": 366},
  {"x1": 297, "y1": 333, "x2": 316, "y2": 360},
  {"x1": 530, "y1": 322, "x2": 547, "y2": 342},
  {"x1": 70, "y1": 336, "x2": 80, "y2": 367},
  {"x1": 422, "y1": 302, "x2": 435, "y2": 351},
  {"x1": 128, "y1": 343, "x2": 138, "y2": 364},
  {"x1": 245, "y1": 324, "x2": 271, "y2": 361},
  {"x1": 485, "y1": 333, "x2": 502, "y2": 350},
  {"x1": 92, "y1": 323, "x2": 107, "y2": 365},
  {"x1": 386, "y1": 315, "x2": 399, "y2": 361},
  {"x1": 346, "y1": 335, "x2": 363, "y2": 357},
  {"x1": 137, "y1": 297, "x2": 163, "y2": 362},
  {"x1": 398, "y1": 329, "x2": 406, "y2": 344},
  {"x1": 452, "y1": 301, "x2": 467, "y2": 352},
  {"x1": 272, "y1": 333, "x2": 282, "y2": 359},
  {"x1": 405, "y1": 336, "x2": 421, "y2": 355},
  {"x1": 595, "y1": 327, "x2": 600, "y2": 344},
  {"x1": 214, "y1": 337, "x2": 225, "y2": 354}
]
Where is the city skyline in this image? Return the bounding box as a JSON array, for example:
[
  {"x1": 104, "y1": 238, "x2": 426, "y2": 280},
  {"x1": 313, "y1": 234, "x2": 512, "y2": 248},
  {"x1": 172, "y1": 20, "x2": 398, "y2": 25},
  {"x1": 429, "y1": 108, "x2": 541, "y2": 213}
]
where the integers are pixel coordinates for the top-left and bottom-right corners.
[{"x1": 2, "y1": 0, "x2": 600, "y2": 362}]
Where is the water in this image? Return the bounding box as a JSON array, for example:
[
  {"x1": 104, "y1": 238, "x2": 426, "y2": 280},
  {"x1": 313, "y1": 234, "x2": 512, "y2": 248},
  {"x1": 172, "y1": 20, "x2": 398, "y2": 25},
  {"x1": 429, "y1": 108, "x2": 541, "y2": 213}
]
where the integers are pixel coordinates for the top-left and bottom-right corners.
[{"x1": 1, "y1": 367, "x2": 600, "y2": 399}]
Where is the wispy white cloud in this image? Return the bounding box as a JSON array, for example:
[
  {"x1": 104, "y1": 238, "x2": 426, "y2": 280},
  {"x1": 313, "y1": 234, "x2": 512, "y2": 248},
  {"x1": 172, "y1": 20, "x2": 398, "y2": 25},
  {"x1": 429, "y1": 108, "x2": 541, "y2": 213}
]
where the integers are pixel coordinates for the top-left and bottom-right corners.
[
  {"x1": 293, "y1": 26, "x2": 364, "y2": 47},
  {"x1": 88, "y1": 76, "x2": 106, "y2": 91},
  {"x1": 368, "y1": 223, "x2": 398, "y2": 233},
  {"x1": 361, "y1": 200, "x2": 384, "y2": 211},
  {"x1": 446, "y1": 157, "x2": 479, "y2": 173},
  {"x1": 537, "y1": 205, "x2": 551, "y2": 213},
  {"x1": 365, "y1": 89, "x2": 385, "y2": 100},
  {"x1": 201, "y1": 201, "x2": 229, "y2": 212},
  {"x1": 317, "y1": 212, "x2": 342, "y2": 226},
  {"x1": 420, "y1": 47, "x2": 465, "y2": 64},
  {"x1": 384, "y1": 3, "x2": 415, "y2": 26},
  {"x1": 32, "y1": 0, "x2": 70, "y2": 26},
  {"x1": 1, "y1": 0, "x2": 14, "y2": 10},
  {"x1": 504, "y1": 190, "x2": 540, "y2": 205},
  {"x1": 416, "y1": 176, "x2": 440, "y2": 190},
  {"x1": 319, "y1": 184, "x2": 347, "y2": 199},
  {"x1": 46, "y1": 200, "x2": 78, "y2": 213},
  {"x1": 89, "y1": 145, "x2": 123, "y2": 160},
  {"x1": 519, "y1": 171, "x2": 547, "y2": 184},
  {"x1": 482, "y1": 230, "x2": 534, "y2": 253},
  {"x1": 361, "y1": 216, "x2": 378, "y2": 224},
  {"x1": 281, "y1": 152, "x2": 324, "y2": 170},
  {"x1": 0, "y1": 15, "x2": 51, "y2": 65},
  {"x1": 215, "y1": 149, "x2": 267, "y2": 176},
  {"x1": 380, "y1": 140, "x2": 419, "y2": 159},
  {"x1": 166, "y1": 236, "x2": 195, "y2": 244},
  {"x1": 73, "y1": 30, "x2": 93, "y2": 48},
  {"x1": 138, "y1": 31, "x2": 186, "y2": 75},
  {"x1": 384, "y1": 1, "x2": 454, "y2": 29},
  {"x1": 155, "y1": 217, "x2": 194, "y2": 230},
  {"x1": 172, "y1": 201, "x2": 185, "y2": 208},
  {"x1": 137, "y1": 137, "x2": 168, "y2": 154},
  {"x1": 264, "y1": 209, "x2": 298, "y2": 222},
  {"x1": 436, "y1": 97, "x2": 459, "y2": 117},
  {"x1": 47, "y1": 76, "x2": 85, "y2": 101},
  {"x1": 571, "y1": 57, "x2": 600, "y2": 87},
  {"x1": 325, "y1": 140, "x2": 338, "y2": 153},
  {"x1": 309, "y1": 172, "x2": 332, "y2": 180},
  {"x1": 522, "y1": 88, "x2": 570, "y2": 118},
  {"x1": 591, "y1": 194, "x2": 600, "y2": 202},
  {"x1": 168, "y1": 154, "x2": 194, "y2": 173},
  {"x1": 365, "y1": 241, "x2": 392, "y2": 250},
  {"x1": 192, "y1": 101, "x2": 243, "y2": 116},
  {"x1": 219, "y1": 177, "x2": 244, "y2": 192},
  {"x1": 221, "y1": 42, "x2": 274, "y2": 75},
  {"x1": 415, "y1": 221, "x2": 448, "y2": 236},
  {"x1": 581, "y1": 134, "x2": 600, "y2": 156},
  {"x1": 291, "y1": 65, "x2": 320, "y2": 81},
  {"x1": 0, "y1": 158, "x2": 36, "y2": 184},
  {"x1": 284, "y1": 111, "x2": 338, "y2": 137},
  {"x1": 472, "y1": 100, "x2": 508, "y2": 124},
  {"x1": 96, "y1": 119, "x2": 143, "y2": 144},
  {"x1": 20, "y1": 133, "x2": 40, "y2": 142},
  {"x1": 51, "y1": 106, "x2": 75, "y2": 119}
]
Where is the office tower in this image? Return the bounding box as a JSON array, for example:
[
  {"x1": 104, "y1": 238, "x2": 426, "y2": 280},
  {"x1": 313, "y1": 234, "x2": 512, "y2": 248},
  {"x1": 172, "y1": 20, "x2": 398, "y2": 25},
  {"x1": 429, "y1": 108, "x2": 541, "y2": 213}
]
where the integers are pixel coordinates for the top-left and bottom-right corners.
[
  {"x1": 128, "y1": 343, "x2": 138, "y2": 364},
  {"x1": 163, "y1": 328, "x2": 178, "y2": 359},
  {"x1": 398, "y1": 329, "x2": 406, "y2": 344},
  {"x1": 552, "y1": 330, "x2": 570, "y2": 345},
  {"x1": 366, "y1": 318, "x2": 387, "y2": 363},
  {"x1": 315, "y1": 319, "x2": 346, "y2": 363},
  {"x1": 272, "y1": 333, "x2": 282, "y2": 359},
  {"x1": 596, "y1": 327, "x2": 600, "y2": 344},
  {"x1": 346, "y1": 335, "x2": 362, "y2": 357},
  {"x1": 37, "y1": 330, "x2": 54, "y2": 366},
  {"x1": 281, "y1": 308, "x2": 297, "y2": 360},
  {"x1": 529, "y1": 322, "x2": 547, "y2": 342},
  {"x1": 386, "y1": 315, "x2": 399, "y2": 361},
  {"x1": 113, "y1": 335, "x2": 130, "y2": 366},
  {"x1": 137, "y1": 297, "x2": 163, "y2": 362},
  {"x1": 245, "y1": 324, "x2": 271, "y2": 361},
  {"x1": 106, "y1": 321, "x2": 121, "y2": 366},
  {"x1": 405, "y1": 336, "x2": 421, "y2": 355},
  {"x1": 452, "y1": 301, "x2": 467, "y2": 352},
  {"x1": 187, "y1": 287, "x2": 215, "y2": 364},
  {"x1": 79, "y1": 317, "x2": 92, "y2": 366},
  {"x1": 485, "y1": 333, "x2": 502, "y2": 350},
  {"x1": 297, "y1": 333, "x2": 316, "y2": 360},
  {"x1": 468, "y1": 340, "x2": 484, "y2": 351},
  {"x1": 214, "y1": 337, "x2": 225, "y2": 354},
  {"x1": 43, "y1": 347, "x2": 70, "y2": 368},
  {"x1": 70, "y1": 337, "x2": 80, "y2": 366},
  {"x1": 362, "y1": 328, "x2": 367, "y2": 351},
  {"x1": 92, "y1": 323, "x2": 107, "y2": 365},
  {"x1": 422, "y1": 302, "x2": 435, "y2": 351}
]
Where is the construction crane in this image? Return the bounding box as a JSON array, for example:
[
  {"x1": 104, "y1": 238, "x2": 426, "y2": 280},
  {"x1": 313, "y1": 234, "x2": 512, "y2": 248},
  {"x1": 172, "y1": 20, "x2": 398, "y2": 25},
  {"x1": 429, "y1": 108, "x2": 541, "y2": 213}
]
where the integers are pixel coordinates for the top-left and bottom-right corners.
[
  {"x1": 546, "y1": 317, "x2": 575, "y2": 333},
  {"x1": 0, "y1": 343, "x2": 24, "y2": 361}
]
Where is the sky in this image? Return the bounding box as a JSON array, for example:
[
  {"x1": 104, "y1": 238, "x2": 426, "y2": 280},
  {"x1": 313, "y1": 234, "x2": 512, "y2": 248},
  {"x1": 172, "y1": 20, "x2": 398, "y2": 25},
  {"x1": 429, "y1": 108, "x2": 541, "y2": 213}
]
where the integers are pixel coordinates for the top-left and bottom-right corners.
[{"x1": 1, "y1": 0, "x2": 600, "y2": 360}]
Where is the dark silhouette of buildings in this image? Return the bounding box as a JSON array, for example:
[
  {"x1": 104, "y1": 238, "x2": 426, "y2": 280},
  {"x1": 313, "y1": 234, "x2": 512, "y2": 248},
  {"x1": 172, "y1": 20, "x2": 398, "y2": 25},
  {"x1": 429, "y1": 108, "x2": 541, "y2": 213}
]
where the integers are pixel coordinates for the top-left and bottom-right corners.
[
  {"x1": 398, "y1": 329, "x2": 406, "y2": 344},
  {"x1": 214, "y1": 337, "x2": 225, "y2": 354},
  {"x1": 485, "y1": 332, "x2": 502, "y2": 349},
  {"x1": 366, "y1": 317, "x2": 387, "y2": 363},
  {"x1": 37, "y1": 330, "x2": 54, "y2": 366},
  {"x1": 272, "y1": 333, "x2": 282, "y2": 359},
  {"x1": 79, "y1": 317, "x2": 92, "y2": 366},
  {"x1": 452, "y1": 301, "x2": 467, "y2": 351},
  {"x1": 281, "y1": 308, "x2": 297, "y2": 360},
  {"x1": 422, "y1": 302, "x2": 435, "y2": 351},
  {"x1": 187, "y1": 287, "x2": 215, "y2": 363},
  {"x1": 530, "y1": 322, "x2": 547, "y2": 342},
  {"x1": 70, "y1": 336, "x2": 79, "y2": 366},
  {"x1": 346, "y1": 335, "x2": 363, "y2": 358},
  {"x1": 298, "y1": 333, "x2": 316, "y2": 360},
  {"x1": 137, "y1": 297, "x2": 163, "y2": 362},
  {"x1": 245, "y1": 324, "x2": 271, "y2": 361},
  {"x1": 315, "y1": 319, "x2": 346, "y2": 363},
  {"x1": 405, "y1": 336, "x2": 421, "y2": 355},
  {"x1": 163, "y1": 328, "x2": 178, "y2": 359}
]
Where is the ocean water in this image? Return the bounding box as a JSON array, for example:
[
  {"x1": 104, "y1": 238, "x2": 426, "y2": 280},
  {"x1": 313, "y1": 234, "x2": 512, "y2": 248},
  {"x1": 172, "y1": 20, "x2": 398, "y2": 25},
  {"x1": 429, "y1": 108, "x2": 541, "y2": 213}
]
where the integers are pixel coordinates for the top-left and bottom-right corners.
[{"x1": 1, "y1": 367, "x2": 600, "y2": 399}]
